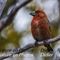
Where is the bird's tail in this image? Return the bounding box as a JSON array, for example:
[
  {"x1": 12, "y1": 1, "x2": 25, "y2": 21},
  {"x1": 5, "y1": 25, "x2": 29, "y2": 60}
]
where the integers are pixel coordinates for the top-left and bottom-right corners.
[
  {"x1": 35, "y1": 40, "x2": 53, "y2": 52},
  {"x1": 44, "y1": 44, "x2": 53, "y2": 52}
]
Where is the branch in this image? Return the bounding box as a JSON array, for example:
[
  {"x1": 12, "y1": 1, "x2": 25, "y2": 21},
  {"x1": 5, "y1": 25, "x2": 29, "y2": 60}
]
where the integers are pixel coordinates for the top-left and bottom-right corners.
[
  {"x1": 0, "y1": 0, "x2": 7, "y2": 18},
  {"x1": 0, "y1": 35, "x2": 60, "y2": 60},
  {"x1": 0, "y1": 0, "x2": 32, "y2": 32}
]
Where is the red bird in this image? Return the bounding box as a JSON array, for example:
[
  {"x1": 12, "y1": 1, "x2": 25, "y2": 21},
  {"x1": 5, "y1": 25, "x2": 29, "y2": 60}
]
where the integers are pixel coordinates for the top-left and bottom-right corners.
[{"x1": 30, "y1": 10, "x2": 53, "y2": 52}]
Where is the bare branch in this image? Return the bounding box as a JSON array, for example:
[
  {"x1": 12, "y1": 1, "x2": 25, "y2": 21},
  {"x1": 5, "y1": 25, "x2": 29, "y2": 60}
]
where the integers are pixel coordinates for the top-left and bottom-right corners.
[
  {"x1": 0, "y1": 0, "x2": 32, "y2": 32},
  {"x1": 0, "y1": 35, "x2": 60, "y2": 60},
  {"x1": 0, "y1": 0, "x2": 7, "y2": 18}
]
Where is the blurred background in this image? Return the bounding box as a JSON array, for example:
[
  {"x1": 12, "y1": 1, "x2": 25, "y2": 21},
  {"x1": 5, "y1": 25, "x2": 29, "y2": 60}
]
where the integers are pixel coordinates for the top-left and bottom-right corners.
[{"x1": 0, "y1": 0, "x2": 60, "y2": 60}]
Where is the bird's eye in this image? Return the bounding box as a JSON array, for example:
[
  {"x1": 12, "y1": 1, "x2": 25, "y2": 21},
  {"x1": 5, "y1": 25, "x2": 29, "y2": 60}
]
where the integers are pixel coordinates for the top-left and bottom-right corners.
[{"x1": 30, "y1": 12, "x2": 36, "y2": 16}]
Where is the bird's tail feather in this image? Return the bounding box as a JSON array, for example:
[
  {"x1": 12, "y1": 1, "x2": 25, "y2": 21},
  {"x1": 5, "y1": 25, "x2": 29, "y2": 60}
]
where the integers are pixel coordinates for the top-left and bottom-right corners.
[{"x1": 44, "y1": 44, "x2": 53, "y2": 52}]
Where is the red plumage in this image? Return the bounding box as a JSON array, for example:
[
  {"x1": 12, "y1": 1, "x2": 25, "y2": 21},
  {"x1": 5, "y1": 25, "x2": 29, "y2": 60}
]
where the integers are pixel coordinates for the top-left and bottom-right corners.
[{"x1": 31, "y1": 10, "x2": 53, "y2": 52}]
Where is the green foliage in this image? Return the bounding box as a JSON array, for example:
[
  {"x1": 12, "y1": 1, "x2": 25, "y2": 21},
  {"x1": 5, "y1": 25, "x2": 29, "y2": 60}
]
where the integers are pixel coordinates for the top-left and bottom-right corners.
[
  {"x1": 0, "y1": 25, "x2": 22, "y2": 52},
  {"x1": 0, "y1": 35, "x2": 8, "y2": 52}
]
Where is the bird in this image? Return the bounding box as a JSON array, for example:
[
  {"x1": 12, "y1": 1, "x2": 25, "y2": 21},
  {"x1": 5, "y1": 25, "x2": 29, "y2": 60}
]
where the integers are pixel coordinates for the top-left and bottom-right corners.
[{"x1": 30, "y1": 10, "x2": 53, "y2": 52}]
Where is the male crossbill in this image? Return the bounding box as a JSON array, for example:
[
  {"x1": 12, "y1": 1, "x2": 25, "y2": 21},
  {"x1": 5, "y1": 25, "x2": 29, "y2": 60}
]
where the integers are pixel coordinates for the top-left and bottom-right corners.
[{"x1": 30, "y1": 10, "x2": 53, "y2": 52}]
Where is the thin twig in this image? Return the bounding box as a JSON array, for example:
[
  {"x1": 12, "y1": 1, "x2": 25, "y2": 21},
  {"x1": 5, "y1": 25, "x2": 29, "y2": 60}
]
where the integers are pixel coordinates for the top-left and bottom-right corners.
[{"x1": 0, "y1": 35, "x2": 60, "y2": 60}]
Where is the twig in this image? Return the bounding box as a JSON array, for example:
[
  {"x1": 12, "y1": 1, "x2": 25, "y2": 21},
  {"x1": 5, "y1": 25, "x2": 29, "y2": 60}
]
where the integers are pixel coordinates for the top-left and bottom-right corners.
[
  {"x1": 0, "y1": 35, "x2": 60, "y2": 60},
  {"x1": 0, "y1": 0, "x2": 32, "y2": 32}
]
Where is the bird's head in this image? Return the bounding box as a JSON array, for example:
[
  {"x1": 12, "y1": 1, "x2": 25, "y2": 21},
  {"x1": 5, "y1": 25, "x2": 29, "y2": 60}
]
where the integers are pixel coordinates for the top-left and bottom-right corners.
[{"x1": 30, "y1": 10, "x2": 45, "y2": 18}]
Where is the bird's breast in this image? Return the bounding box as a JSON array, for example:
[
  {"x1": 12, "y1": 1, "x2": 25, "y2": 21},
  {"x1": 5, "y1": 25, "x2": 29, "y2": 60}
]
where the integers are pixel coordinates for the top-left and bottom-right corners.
[
  {"x1": 31, "y1": 19, "x2": 43, "y2": 41},
  {"x1": 31, "y1": 18, "x2": 51, "y2": 41}
]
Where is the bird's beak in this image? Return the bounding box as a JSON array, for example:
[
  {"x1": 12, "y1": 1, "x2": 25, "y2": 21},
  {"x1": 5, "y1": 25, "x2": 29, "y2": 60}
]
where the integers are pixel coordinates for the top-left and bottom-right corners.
[{"x1": 30, "y1": 12, "x2": 36, "y2": 16}]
